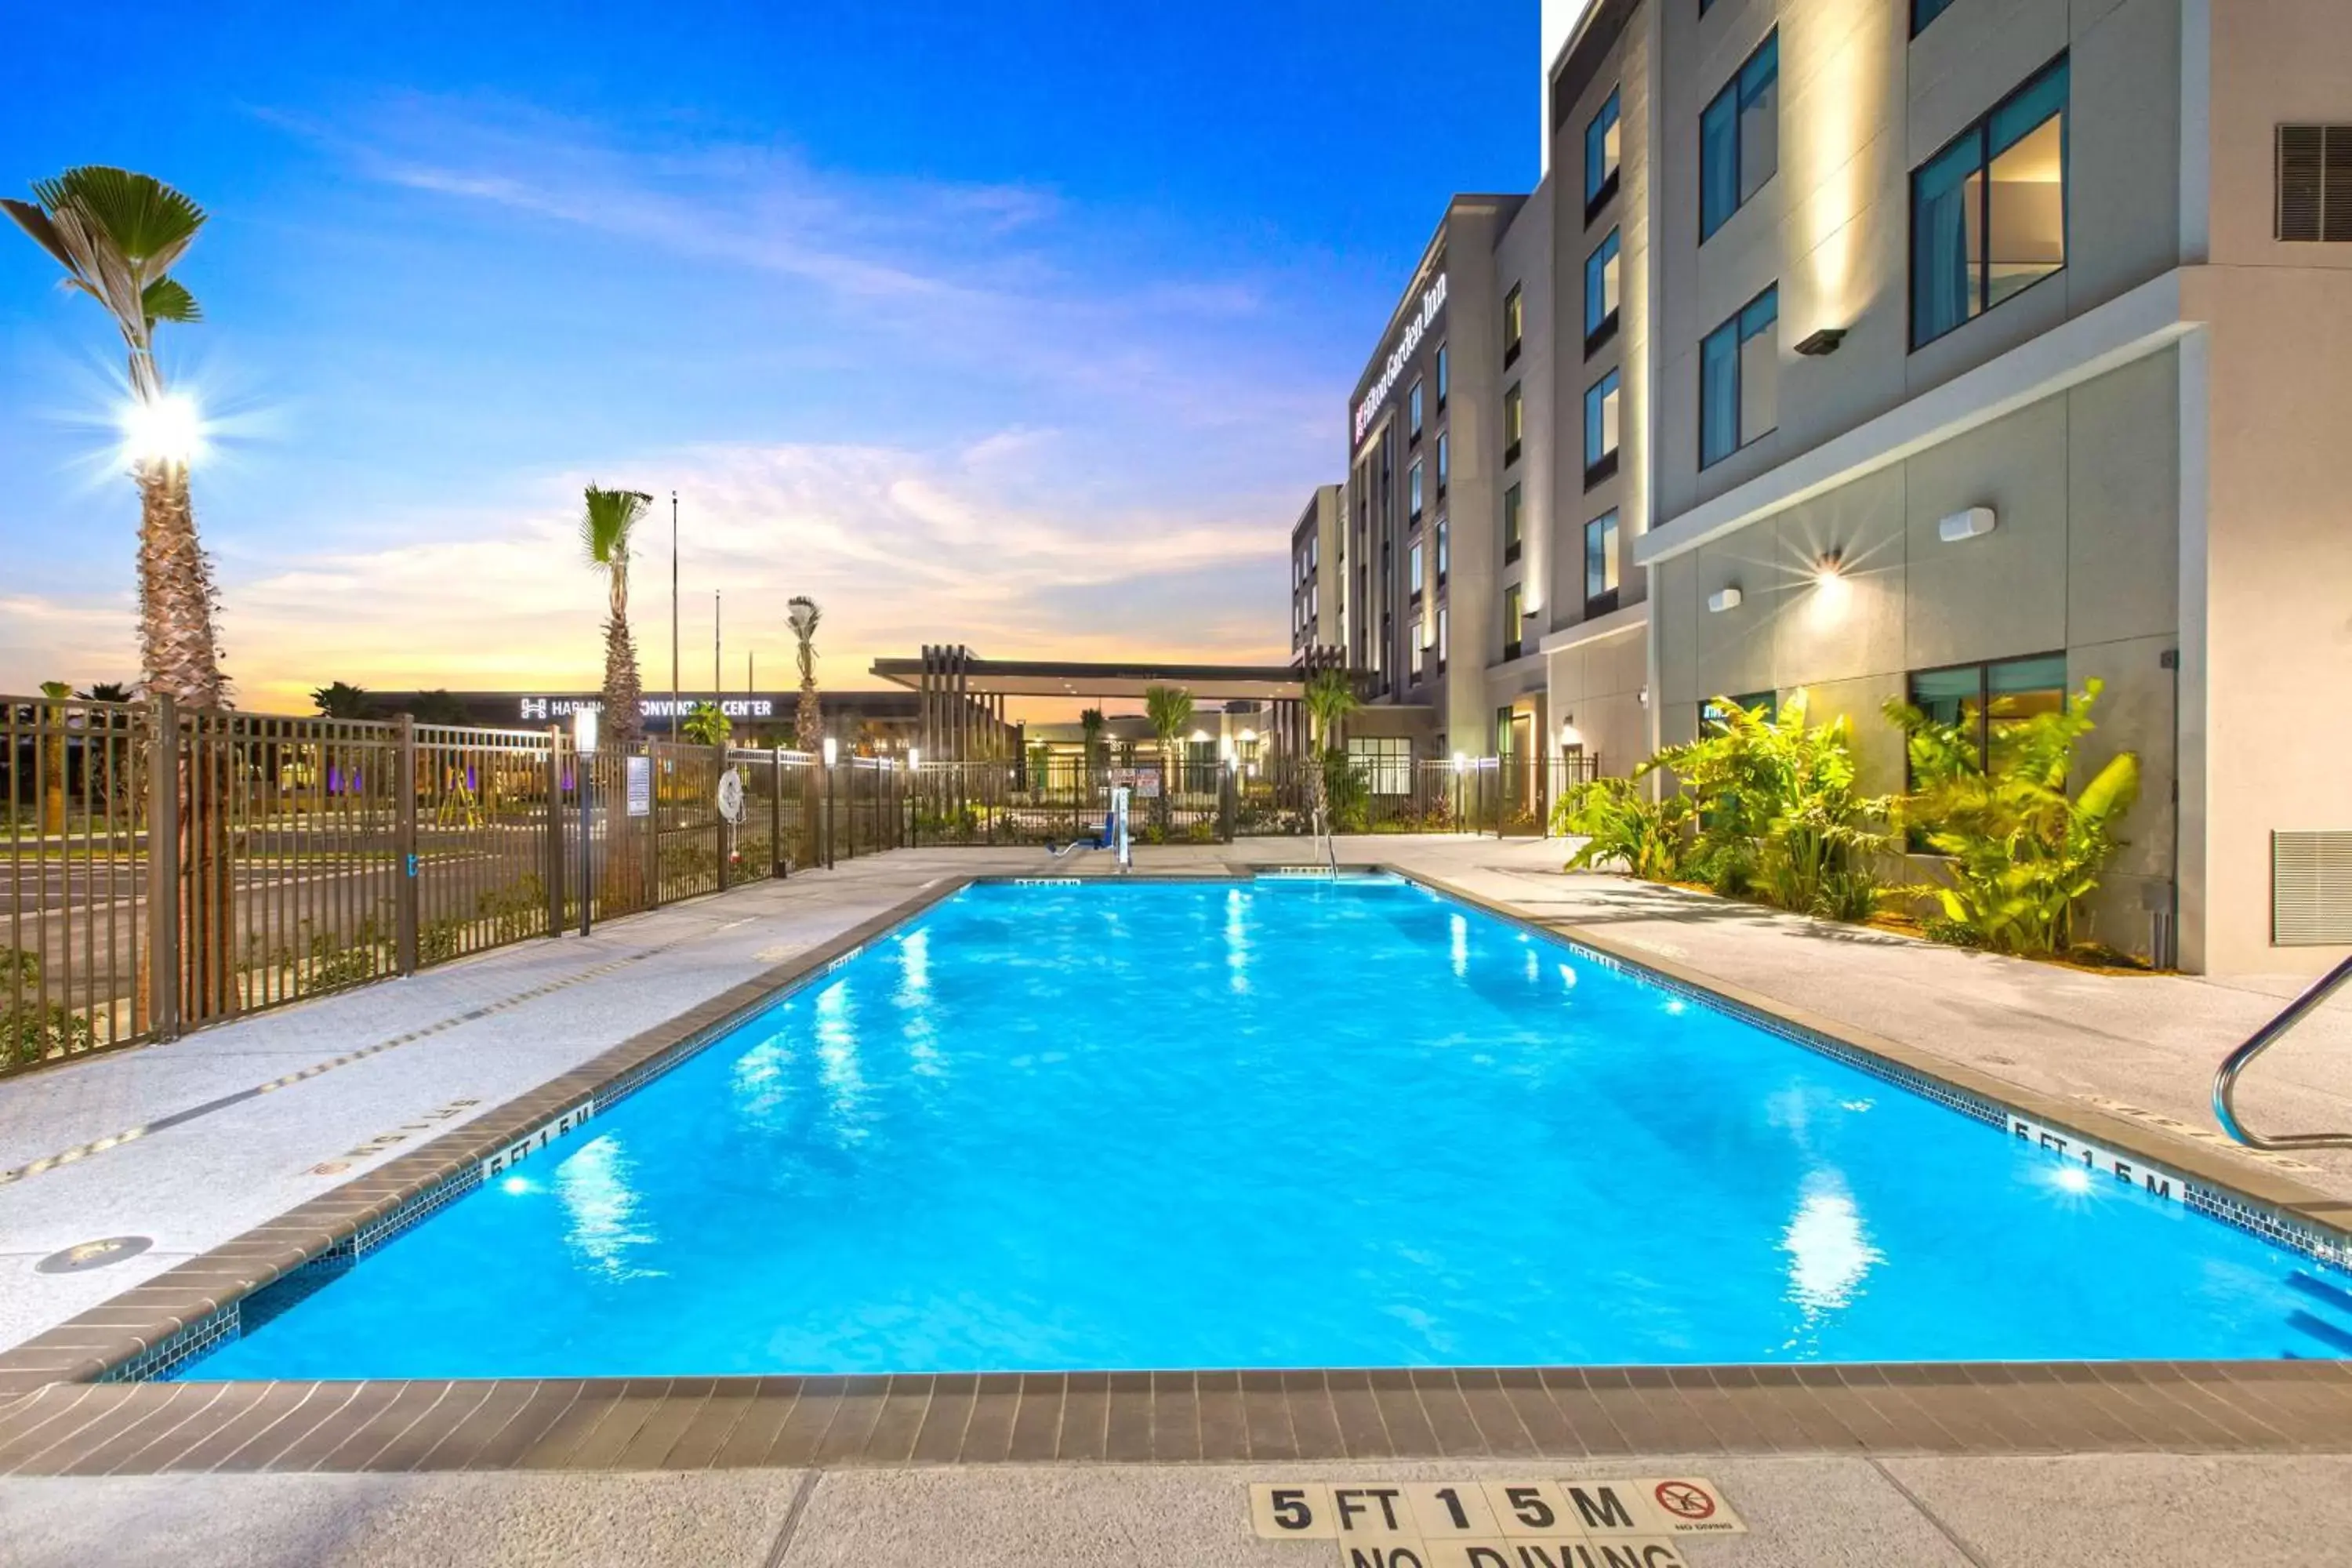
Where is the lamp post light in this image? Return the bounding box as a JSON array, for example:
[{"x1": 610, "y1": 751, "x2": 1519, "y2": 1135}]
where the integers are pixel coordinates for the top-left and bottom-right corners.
[
  {"x1": 574, "y1": 706, "x2": 599, "y2": 935},
  {"x1": 907, "y1": 746, "x2": 920, "y2": 848}
]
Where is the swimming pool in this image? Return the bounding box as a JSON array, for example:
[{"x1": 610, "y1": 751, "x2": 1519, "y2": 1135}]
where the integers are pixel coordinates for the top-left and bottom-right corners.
[{"x1": 180, "y1": 877, "x2": 2349, "y2": 1378}]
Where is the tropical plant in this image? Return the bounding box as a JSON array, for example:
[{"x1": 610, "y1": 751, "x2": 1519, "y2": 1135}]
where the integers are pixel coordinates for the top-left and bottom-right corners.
[
  {"x1": 680, "y1": 700, "x2": 731, "y2": 748},
  {"x1": 1553, "y1": 776, "x2": 1692, "y2": 882},
  {"x1": 1301, "y1": 668, "x2": 1359, "y2": 843},
  {"x1": 1885, "y1": 681, "x2": 2140, "y2": 956},
  {"x1": 80, "y1": 681, "x2": 132, "y2": 703},
  {"x1": 1323, "y1": 746, "x2": 1370, "y2": 834},
  {"x1": 581, "y1": 485, "x2": 652, "y2": 746},
  {"x1": 310, "y1": 681, "x2": 374, "y2": 720},
  {"x1": 404, "y1": 688, "x2": 469, "y2": 726},
  {"x1": 1653, "y1": 691, "x2": 1892, "y2": 920},
  {"x1": 35, "y1": 681, "x2": 70, "y2": 835},
  {"x1": 7, "y1": 169, "x2": 222, "y2": 708},
  {"x1": 1078, "y1": 707, "x2": 1105, "y2": 784},
  {"x1": 1142, "y1": 684, "x2": 1195, "y2": 831}
]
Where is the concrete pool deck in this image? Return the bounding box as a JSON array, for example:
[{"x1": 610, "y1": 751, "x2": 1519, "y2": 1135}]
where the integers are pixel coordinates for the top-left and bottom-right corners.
[{"x1": 2, "y1": 837, "x2": 2350, "y2": 1563}]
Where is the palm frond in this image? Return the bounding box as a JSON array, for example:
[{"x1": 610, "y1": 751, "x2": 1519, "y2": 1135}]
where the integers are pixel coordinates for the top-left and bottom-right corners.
[
  {"x1": 141, "y1": 275, "x2": 201, "y2": 325},
  {"x1": 33, "y1": 167, "x2": 206, "y2": 264},
  {"x1": 2, "y1": 196, "x2": 81, "y2": 276},
  {"x1": 579, "y1": 485, "x2": 648, "y2": 567}
]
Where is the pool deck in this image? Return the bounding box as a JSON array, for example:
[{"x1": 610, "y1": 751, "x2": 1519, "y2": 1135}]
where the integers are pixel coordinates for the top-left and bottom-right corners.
[{"x1": 2, "y1": 837, "x2": 2350, "y2": 1564}]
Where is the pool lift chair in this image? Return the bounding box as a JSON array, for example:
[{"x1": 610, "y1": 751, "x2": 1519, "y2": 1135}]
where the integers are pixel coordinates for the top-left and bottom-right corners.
[
  {"x1": 2213, "y1": 953, "x2": 2352, "y2": 1151},
  {"x1": 1044, "y1": 784, "x2": 1133, "y2": 873}
]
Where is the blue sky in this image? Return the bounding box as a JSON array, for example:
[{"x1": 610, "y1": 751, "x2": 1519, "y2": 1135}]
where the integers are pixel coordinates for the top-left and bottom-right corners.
[{"x1": 1, "y1": 1, "x2": 1537, "y2": 708}]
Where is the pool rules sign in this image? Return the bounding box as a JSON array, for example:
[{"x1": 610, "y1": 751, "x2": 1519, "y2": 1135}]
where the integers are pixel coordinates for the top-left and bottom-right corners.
[{"x1": 1248, "y1": 1478, "x2": 1744, "y2": 1566}]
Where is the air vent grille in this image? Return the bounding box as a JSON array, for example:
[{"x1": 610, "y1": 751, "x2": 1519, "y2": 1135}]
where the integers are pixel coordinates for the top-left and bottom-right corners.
[
  {"x1": 2276, "y1": 125, "x2": 2352, "y2": 242},
  {"x1": 2273, "y1": 830, "x2": 2352, "y2": 946}
]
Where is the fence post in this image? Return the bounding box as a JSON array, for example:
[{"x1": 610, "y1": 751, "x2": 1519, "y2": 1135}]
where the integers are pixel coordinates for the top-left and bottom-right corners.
[
  {"x1": 1218, "y1": 764, "x2": 1236, "y2": 842},
  {"x1": 145, "y1": 695, "x2": 181, "y2": 1041},
  {"x1": 771, "y1": 746, "x2": 785, "y2": 877},
  {"x1": 544, "y1": 726, "x2": 565, "y2": 935},
  {"x1": 646, "y1": 749, "x2": 662, "y2": 909},
  {"x1": 716, "y1": 748, "x2": 732, "y2": 893},
  {"x1": 394, "y1": 715, "x2": 419, "y2": 974}
]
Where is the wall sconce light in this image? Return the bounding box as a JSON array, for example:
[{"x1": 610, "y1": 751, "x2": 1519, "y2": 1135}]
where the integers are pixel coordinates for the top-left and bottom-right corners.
[
  {"x1": 908, "y1": 747, "x2": 920, "y2": 771},
  {"x1": 1937, "y1": 506, "x2": 1997, "y2": 543},
  {"x1": 1638, "y1": 686, "x2": 1650, "y2": 708},
  {"x1": 1794, "y1": 327, "x2": 1847, "y2": 357},
  {"x1": 1452, "y1": 750, "x2": 1469, "y2": 775},
  {"x1": 1559, "y1": 717, "x2": 1584, "y2": 749},
  {"x1": 1814, "y1": 548, "x2": 1846, "y2": 584},
  {"x1": 1707, "y1": 586, "x2": 1744, "y2": 614},
  {"x1": 821, "y1": 736, "x2": 838, "y2": 767}
]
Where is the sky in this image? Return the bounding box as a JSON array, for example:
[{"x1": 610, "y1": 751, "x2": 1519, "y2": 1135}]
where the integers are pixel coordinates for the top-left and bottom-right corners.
[{"x1": 0, "y1": 1, "x2": 1538, "y2": 714}]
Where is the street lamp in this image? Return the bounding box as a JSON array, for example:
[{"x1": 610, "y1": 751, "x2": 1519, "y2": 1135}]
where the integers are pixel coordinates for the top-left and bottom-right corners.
[
  {"x1": 573, "y1": 706, "x2": 598, "y2": 935},
  {"x1": 820, "y1": 735, "x2": 838, "y2": 869}
]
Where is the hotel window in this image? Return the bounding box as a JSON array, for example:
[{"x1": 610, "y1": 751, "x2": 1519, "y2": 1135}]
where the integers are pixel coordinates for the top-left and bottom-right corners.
[
  {"x1": 1435, "y1": 517, "x2": 1449, "y2": 583},
  {"x1": 1348, "y1": 736, "x2": 1412, "y2": 796},
  {"x1": 1503, "y1": 483, "x2": 1523, "y2": 564},
  {"x1": 1703, "y1": 691, "x2": 1777, "y2": 728},
  {"x1": 1410, "y1": 539, "x2": 1425, "y2": 601},
  {"x1": 1504, "y1": 285, "x2": 1524, "y2": 367},
  {"x1": 1907, "y1": 653, "x2": 2067, "y2": 771},
  {"x1": 1438, "y1": 605, "x2": 1450, "y2": 666},
  {"x1": 1584, "y1": 510, "x2": 1621, "y2": 615},
  {"x1": 1584, "y1": 369, "x2": 1621, "y2": 487},
  {"x1": 1435, "y1": 341, "x2": 1448, "y2": 408},
  {"x1": 1409, "y1": 378, "x2": 1424, "y2": 441},
  {"x1": 1911, "y1": 55, "x2": 2068, "y2": 349},
  {"x1": 1411, "y1": 633, "x2": 1425, "y2": 682},
  {"x1": 1436, "y1": 431, "x2": 1449, "y2": 497},
  {"x1": 1700, "y1": 284, "x2": 1778, "y2": 468},
  {"x1": 1586, "y1": 89, "x2": 1622, "y2": 220},
  {"x1": 1503, "y1": 584, "x2": 1524, "y2": 659},
  {"x1": 1912, "y1": 0, "x2": 1958, "y2": 34},
  {"x1": 1584, "y1": 229, "x2": 1621, "y2": 353},
  {"x1": 1700, "y1": 31, "x2": 1778, "y2": 241},
  {"x1": 1409, "y1": 458, "x2": 1424, "y2": 524},
  {"x1": 1504, "y1": 383, "x2": 1524, "y2": 466}
]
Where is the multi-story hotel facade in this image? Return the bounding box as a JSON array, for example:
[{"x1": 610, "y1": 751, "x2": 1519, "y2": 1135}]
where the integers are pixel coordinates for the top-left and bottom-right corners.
[{"x1": 1315, "y1": 0, "x2": 2352, "y2": 976}]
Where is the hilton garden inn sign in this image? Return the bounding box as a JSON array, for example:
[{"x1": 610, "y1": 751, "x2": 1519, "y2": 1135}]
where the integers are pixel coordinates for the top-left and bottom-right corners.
[{"x1": 1352, "y1": 273, "x2": 1448, "y2": 445}]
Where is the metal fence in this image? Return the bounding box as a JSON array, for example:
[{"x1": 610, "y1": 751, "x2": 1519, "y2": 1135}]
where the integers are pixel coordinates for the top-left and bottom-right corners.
[{"x1": 2, "y1": 694, "x2": 916, "y2": 1078}]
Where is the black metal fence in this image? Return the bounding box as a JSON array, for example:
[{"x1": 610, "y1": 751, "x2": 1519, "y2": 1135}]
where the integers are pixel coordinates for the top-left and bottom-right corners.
[{"x1": 2, "y1": 693, "x2": 913, "y2": 1078}]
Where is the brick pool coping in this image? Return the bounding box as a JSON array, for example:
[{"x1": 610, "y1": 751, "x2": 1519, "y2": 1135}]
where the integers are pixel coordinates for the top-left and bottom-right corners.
[{"x1": 2, "y1": 863, "x2": 2347, "y2": 1473}]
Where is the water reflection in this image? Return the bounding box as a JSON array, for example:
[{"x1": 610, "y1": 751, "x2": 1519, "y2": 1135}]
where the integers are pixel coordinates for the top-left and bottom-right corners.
[
  {"x1": 1781, "y1": 1170, "x2": 1882, "y2": 1317},
  {"x1": 815, "y1": 979, "x2": 869, "y2": 1142},
  {"x1": 898, "y1": 930, "x2": 942, "y2": 1077},
  {"x1": 1450, "y1": 915, "x2": 1468, "y2": 978},
  {"x1": 557, "y1": 1134, "x2": 662, "y2": 1280},
  {"x1": 1225, "y1": 888, "x2": 1251, "y2": 994}
]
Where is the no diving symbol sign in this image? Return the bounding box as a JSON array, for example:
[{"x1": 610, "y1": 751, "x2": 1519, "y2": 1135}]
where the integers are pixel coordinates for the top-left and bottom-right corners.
[
  {"x1": 1250, "y1": 1478, "x2": 1744, "y2": 1565},
  {"x1": 1651, "y1": 1483, "x2": 1713, "y2": 1523}
]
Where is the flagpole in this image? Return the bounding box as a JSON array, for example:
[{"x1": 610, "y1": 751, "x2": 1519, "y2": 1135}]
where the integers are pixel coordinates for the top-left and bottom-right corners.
[{"x1": 670, "y1": 490, "x2": 681, "y2": 740}]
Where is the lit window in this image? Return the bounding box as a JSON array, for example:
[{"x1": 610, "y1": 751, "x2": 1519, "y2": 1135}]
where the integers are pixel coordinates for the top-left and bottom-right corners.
[
  {"x1": 1912, "y1": 55, "x2": 2068, "y2": 349},
  {"x1": 1503, "y1": 484, "x2": 1523, "y2": 564},
  {"x1": 1408, "y1": 459, "x2": 1424, "y2": 523},
  {"x1": 1907, "y1": 654, "x2": 2067, "y2": 771},
  {"x1": 1504, "y1": 285, "x2": 1524, "y2": 366},
  {"x1": 1504, "y1": 585, "x2": 1524, "y2": 659},
  {"x1": 1409, "y1": 378, "x2": 1424, "y2": 441},
  {"x1": 1436, "y1": 432, "x2": 1449, "y2": 497},
  {"x1": 1504, "y1": 383, "x2": 1524, "y2": 465},
  {"x1": 1585, "y1": 89, "x2": 1622, "y2": 218},
  {"x1": 1584, "y1": 370, "x2": 1621, "y2": 487},
  {"x1": 1700, "y1": 284, "x2": 1778, "y2": 467},
  {"x1": 1438, "y1": 606, "x2": 1450, "y2": 665},
  {"x1": 1436, "y1": 517, "x2": 1449, "y2": 582},
  {"x1": 1435, "y1": 341, "x2": 1449, "y2": 408},
  {"x1": 1700, "y1": 31, "x2": 1778, "y2": 241},
  {"x1": 1410, "y1": 540, "x2": 1425, "y2": 597},
  {"x1": 1584, "y1": 229, "x2": 1621, "y2": 351},
  {"x1": 1584, "y1": 510, "x2": 1621, "y2": 612}
]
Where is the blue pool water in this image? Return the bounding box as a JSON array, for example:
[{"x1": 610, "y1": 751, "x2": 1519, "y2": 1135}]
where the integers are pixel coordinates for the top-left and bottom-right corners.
[{"x1": 185, "y1": 877, "x2": 2350, "y2": 1377}]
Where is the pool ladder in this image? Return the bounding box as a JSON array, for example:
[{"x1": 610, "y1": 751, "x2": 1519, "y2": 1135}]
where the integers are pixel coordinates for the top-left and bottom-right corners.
[{"x1": 2212, "y1": 953, "x2": 2352, "y2": 1150}]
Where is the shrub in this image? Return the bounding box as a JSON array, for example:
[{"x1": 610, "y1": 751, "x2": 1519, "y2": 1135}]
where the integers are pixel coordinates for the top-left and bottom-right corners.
[
  {"x1": 1553, "y1": 777, "x2": 1690, "y2": 882},
  {"x1": 1323, "y1": 750, "x2": 1369, "y2": 834},
  {"x1": 2, "y1": 948, "x2": 96, "y2": 1067},
  {"x1": 1886, "y1": 680, "x2": 2139, "y2": 956}
]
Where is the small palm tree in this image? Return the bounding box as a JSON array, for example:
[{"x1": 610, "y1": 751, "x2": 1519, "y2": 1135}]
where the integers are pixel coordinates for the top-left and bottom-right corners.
[
  {"x1": 1077, "y1": 706, "x2": 1105, "y2": 801},
  {"x1": 7, "y1": 169, "x2": 222, "y2": 707},
  {"x1": 1143, "y1": 684, "x2": 1194, "y2": 833},
  {"x1": 680, "y1": 701, "x2": 731, "y2": 748},
  {"x1": 38, "y1": 682, "x2": 71, "y2": 835},
  {"x1": 786, "y1": 597, "x2": 823, "y2": 864},
  {"x1": 581, "y1": 486, "x2": 652, "y2": 746},
  {"x1": 80, "y1": 682, "x2": 133, "y2": 703},
  {"x1": 310, "y1": 681, "x2": 374, "y2": 720},
  {"x1": 1301, "y1": 668, "x2": 1359, "y2": 844}
]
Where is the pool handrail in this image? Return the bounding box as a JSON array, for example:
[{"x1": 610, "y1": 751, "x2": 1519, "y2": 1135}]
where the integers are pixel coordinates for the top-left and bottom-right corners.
[{"x1": 2212, "y1": 953, "x2": 2352, "y2": 1150}]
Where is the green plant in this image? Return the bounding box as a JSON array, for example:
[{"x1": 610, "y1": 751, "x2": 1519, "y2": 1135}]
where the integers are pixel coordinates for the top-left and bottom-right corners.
[
  {"x1": 1078, "y1": 707, "x2": 1105, "y2": 782},
  {"x1": 1647, "y1": 691, "x2": 1891, "y2": 919},
  {"x1": 680, "y1": 701, "x2": 731, "y2": 747},
  {"x1": 1885, "y1": 680, "x2": 2140, "y2": 956},
  {"x1": 1553, "y1": 776, "x2": 1691, "y2": 881},
  {"x1": 2, "y1": 947, "x2": 97, "y2": 1067},
  {"x1": 310, "y1": 681, "x2": 375, "y2": 720},
  {"x1": 1301, "y1": 669, "x2": 1359, "y2": 840},
  {"x1": 1322, "y1": 749, "x2": 1369, "y2": 834},
  {"x1": 582, "y1": 485, "x2": 653, "y2": 746},
  {"x1": 1143, "y1": 684, "x2": 1195, "y2": 831}
]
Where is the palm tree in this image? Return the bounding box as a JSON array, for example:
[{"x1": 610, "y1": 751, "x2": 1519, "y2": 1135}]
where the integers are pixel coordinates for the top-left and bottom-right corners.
[
  {"x1": 786, "y1": 598, "x2": 824, "y2": 864},
  {"x1": 581, "y1": 486, "x2": 652, "y2": 746},
  {"x1": 310, "y1": 681, "x2": 374, "y2": 720},
  {"x1": 1142, "y1": 684, "x2": 1194, "y2": 833},
  {"x1": 80, "y1": 682, "x2": 133, "y2": 703},
  {"x1": 1077, "y1": 706, "x2": 1105, "y2": 803},
  {"x1": 38, "y1": 682, "x2": 71, "y2": 835},
  {"x1": 7, "y1": 169, "x2": 222, "y2": 707},
  {"x1": 1302, "y1": 668, "x2": 1359, "y2": 845}
]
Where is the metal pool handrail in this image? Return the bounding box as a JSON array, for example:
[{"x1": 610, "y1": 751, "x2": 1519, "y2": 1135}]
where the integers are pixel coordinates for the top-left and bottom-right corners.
[{"x1": 2213, "y1": 953, "x2": 2352, "y2": 1150}]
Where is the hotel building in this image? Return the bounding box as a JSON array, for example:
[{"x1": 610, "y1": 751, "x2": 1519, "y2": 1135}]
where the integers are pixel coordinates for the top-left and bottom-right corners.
[{"x1": 1319, "y1": 0, "x2": 2352, "y2": 975}]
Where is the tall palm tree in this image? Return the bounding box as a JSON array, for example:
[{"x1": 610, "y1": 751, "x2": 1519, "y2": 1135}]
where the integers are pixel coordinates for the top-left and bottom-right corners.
[
  {"x1": 1142, "y1": 684, "x2": 1194, "y2": 834},
  {"x1": 786, "y1": 597, "x2": 823, "y2": 865},
  {"x1": 310, "y1": 681, "x2": 374, "y2": 719},
  {"x1": 6, "y1": 169, "x2": 220, "y2": 706},
  {"x1": 1302, "y1": 667, "x2": 1359, "y2": 845},
  {"x1": 1078, "y1": 706, "x2": 1105, "y2": 791},
  {"x1": 38, "y1": 682, "x2": 71, "y2": 836},
  {"x1": 580, "y1": 486, "x2": 652, "y2": 746}
]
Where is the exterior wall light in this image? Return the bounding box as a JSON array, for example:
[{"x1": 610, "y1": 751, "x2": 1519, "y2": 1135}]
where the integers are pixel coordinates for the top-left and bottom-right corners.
[
  {"x1": 1794, "y1": 328, "x2": 1847, "y2": 357},
  {"x1": 1560, "y1": 718, "x2": 1584, "y2": 748},
  {"x1": 908, "y1": 747, "x2": 920, "y2": 771},
  {"x1": 1707, "y1": 586, "x2": 1744, "y2": 614},
  {"x1": 821, "y1": 736, "x2": 838, "y2": 767},
  {"x1": 1452, "y1": 750, "x2": 1469, "y2": 774},
  {"x1": 1937, "y1": 506, "x2": 1998, "y2": 543},
  {"x1": 1814, "y1": 548, "x2": 1846, "y2": 583}
]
